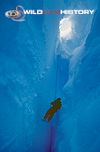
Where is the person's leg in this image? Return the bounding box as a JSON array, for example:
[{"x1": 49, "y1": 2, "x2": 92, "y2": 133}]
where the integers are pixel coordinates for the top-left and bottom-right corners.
[
  {"x1": 47, "y1": 113, "x2": 55, "y2": 122},
  {"x1": 43, "y1": 110, "x2": 51, "y2": 120}
]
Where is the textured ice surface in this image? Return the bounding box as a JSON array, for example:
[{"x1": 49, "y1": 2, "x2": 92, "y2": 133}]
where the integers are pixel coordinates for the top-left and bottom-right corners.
[{"x1": 0, "y1": 0, "x2": 100, "y2": 152}]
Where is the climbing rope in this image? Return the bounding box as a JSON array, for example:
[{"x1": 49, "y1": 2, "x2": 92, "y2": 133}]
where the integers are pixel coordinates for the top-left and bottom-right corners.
[{"x1": 54, "y1": 55, "x2": 59, "y2": 99}]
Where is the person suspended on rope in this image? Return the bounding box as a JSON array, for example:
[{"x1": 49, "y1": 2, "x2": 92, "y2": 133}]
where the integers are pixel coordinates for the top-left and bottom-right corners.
[{"x1": 43, "y1": 98, "x2": 62, "y2": 122}]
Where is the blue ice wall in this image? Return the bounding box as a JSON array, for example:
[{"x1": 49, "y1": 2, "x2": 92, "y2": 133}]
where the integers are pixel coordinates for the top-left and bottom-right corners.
[
  {"x1": 0, "y1": 0, "x2": 100, "y2": 152},
  {"x1": 56, "y1": 1, "x2": 100, "y2": 152},
  {"x1": 0, "y1": 1, "x2": 62, "y2": 152}
]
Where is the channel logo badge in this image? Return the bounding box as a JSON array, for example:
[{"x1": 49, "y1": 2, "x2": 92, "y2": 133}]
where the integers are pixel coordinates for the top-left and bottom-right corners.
[{"x1": 5, "y1": 6, "x2": 25, "y2": 22}]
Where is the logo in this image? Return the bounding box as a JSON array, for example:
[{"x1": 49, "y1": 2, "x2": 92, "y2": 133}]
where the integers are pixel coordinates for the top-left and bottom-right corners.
[
  {"x1": 5, "y1": 5, "x2": 95, "y2": 22},
  {"x1": 5, "y1": 6, "x2": 25, "y2": 22}
]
